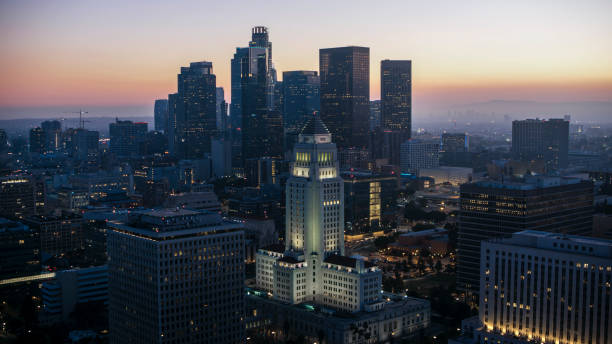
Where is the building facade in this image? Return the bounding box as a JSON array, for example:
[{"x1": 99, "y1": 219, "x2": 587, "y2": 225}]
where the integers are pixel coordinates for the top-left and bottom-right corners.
[
  {"x1": 477, "y1": 231, "x2": 611, "y2": 344},
  {"x1": 319, "y1": 46, "x2": 370, "y2": 149},
  {"x1": 255, "y1": 117, "x2": 384, "y2": 312},
  {"x1": 381, "y1": 60, "x2": 411, "y2": 133},
  {"x1": 109, "y1": 119, "x2": 148, "y2": 157},
  {"x1": 282, "y1": 71, "x2": 320, "y2": 133},
  {"x1": 512, "y1": 118, "x2": 569, "y2": 171},
  {"x1": 154, "y1": 99, "x2": 169, "y2": 133},
  {"x1": 457, "y1": 177, "x2": 594, "y2": 302},
  {"x1": 170, "y1": 61, "x2": 217, "y2": 159},
  {"x1": 107, "y1": 209, "x2": 245, "y2": 344},
  {"x1": 400, "y1": 139, "x2": 440, "y2": 175}
]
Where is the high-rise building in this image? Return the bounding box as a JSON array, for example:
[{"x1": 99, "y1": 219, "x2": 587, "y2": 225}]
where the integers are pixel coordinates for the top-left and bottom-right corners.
[
  {"x1": 216, "y1": 87, "x2": 225, "y2": 131},
  {"x1": 400, "y1": 139, "x2": 440, "y2": 175},
  {"x1": 282, "y1": 71, "x2": 320, "y2": 132},
  {"x1": 41, "y1": 120, "x2": 62, "y2": 153},
  {"x1": 109, "y1": 119, "x2": 148, "y2": 157},
  {"x1": 475, "y1": 231, "x2": 611, "y2": 344},
  {"x1": 512, "y1": 118, "x2": 569, "y2": 170},
  {"x1": 154, "y1": 99, "x2": 169, "y2": 132},
  {"x1": 72, "y1": 129, "x2": 99, "y2": 161},
  {"x1": 255, "y1": 117, "x2": 383, "y2": 312},
  {"x1": 457, "y1": 177, "x2": 594, "y2": 302},
  {"x1": 370, "y1": 128, "x2": 405, "y2": 166},
  {"x1": 238, "y1": 34, "x2": 282, "y2": 163},
  {"x1": 369, "y1": 100, "x2": 381, "y2": 131},
  {"x1": 381, "y1": 60, "x2": 411, "y2": 133},
  {"x1": 170, "y1": 61, "x2": 217, "y2": 159},
  {"x1": 320, "y1": 46, "x2": 370, "y2": 149},
  {"x1": 0, "y1": 174, "x2": 39, "y2": 219},
  {"x1": 108, "y1": 209, "x2": 245, "y2": 344},
  {"x1": 342, "y1": 171, "x2": 398, "y2": 233},
  {"x1": 230, "y1": 47, "x2": 249, "y2": 132},
  {"x1": 29, "y1": 127, "x2": 45, "y2": 154},
  {"x1": 25, "y1": 212, "x2": 84, "y2": 256},
  {"x1": 0, "y1": 218, "x2": 39, "y2": 280}
]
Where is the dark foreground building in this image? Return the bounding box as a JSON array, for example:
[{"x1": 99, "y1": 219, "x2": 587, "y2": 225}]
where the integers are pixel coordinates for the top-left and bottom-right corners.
[
  {"x1": 457, "y1": 176, "x2": 593, "y2": 303},
  {"x1": 108, "y1": 209, "x2": 245, "y2": 344}
]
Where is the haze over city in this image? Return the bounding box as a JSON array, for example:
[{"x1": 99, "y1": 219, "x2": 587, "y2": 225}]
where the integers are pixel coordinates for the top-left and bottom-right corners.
[{"x1": 1, "y1": 0, "x2": 611, "y2": 121}]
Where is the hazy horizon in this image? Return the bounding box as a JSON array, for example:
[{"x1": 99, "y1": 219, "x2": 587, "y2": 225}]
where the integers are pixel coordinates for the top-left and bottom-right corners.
[{"x1": 1, "y1": 0, "x2": 611, "y2": 121}]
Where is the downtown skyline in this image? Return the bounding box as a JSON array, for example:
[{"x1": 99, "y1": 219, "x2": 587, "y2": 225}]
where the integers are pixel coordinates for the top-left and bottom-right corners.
[{"x1": 1, "y1": 0, "x2": 611, "y2": 120}]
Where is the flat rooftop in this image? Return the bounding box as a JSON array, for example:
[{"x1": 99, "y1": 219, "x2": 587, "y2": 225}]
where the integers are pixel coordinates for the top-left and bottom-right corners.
[{"x1": 489, "y1": 230, "x2": 612, "y2": 259}]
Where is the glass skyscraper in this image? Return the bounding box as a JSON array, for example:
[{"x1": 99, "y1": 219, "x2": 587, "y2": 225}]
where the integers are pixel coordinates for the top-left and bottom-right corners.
[
  {"x1": 282, "y1": 71, "x2": 320, "y2": 133},
  {"x1": 381, "y1": 60, "x2": 412, "y2": 133},
  {"x1": 169, "y1": 61, "x2": 217, "y2": 159},
  {"x1": 319, "y1": 46, "x2": 370, "y2": 149}
]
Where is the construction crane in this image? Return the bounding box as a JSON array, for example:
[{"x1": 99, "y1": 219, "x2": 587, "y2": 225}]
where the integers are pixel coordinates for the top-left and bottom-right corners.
[{"x1": 63, "y1": 109, "x2": 90, "y2": 129}]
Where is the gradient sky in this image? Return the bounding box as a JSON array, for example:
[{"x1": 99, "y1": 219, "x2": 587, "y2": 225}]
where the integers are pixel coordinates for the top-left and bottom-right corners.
[{"x1": 0, "y1": 0, "x2": 611, "y2": 118}]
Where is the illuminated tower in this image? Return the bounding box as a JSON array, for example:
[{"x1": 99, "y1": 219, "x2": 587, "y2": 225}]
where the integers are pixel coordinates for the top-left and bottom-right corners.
[{"x1": 285, "y1": 116, "x2": 345, "y2": 258}]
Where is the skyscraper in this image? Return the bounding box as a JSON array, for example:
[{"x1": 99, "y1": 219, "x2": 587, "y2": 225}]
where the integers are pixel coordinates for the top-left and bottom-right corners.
[
  {"x1": 255, "y1": 117, "x2": 383, "y2": 311},
  {"x1": 154, "y1": 99, "x2": 169, "y2": 132},
  {"x1": 282, "y1": 71, "x2": 320, "y2": 132},
  {"x1": 381, "y1": 60, "x2": 412, "y2": 133},
  {"x1": 457, "y1": 177, "x2": 594, "y2": 303},
  {"x1": 476, "y1": 231, "x2": 611, "y2": 344},
  {"x1": 170, "y1": 61, "x2": 217, "y2": 159},
  {"x1": 320, "y1": 46, "x2": 370, "y2": 149},
  {"x1": 109, "y1": 119, "x2": 147, "y2": 157},
  {"x1": 41, "y1": 120, "x2": 62, "y2": 153},
  {"x1": 215, "y1": 87, "x2": 225, "y2": 131},
  {"x1": 369, "y1": 100, "x2": 381, "y2": 131},
  {"x1": 29, "y1": 127, "x2": 45, "y2": 154},
  {"x1": 512, "y1": 118, "x2": 569, "y2": 171},
  {"x1": 238, "y1": 28, "x2": 283, "y2": 163},
  {"x1": 108, "y1": 209, "x2": 245, "y2": 344}
]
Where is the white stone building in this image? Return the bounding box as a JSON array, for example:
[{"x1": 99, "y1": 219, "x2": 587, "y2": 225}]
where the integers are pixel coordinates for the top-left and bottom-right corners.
[
  {"x1": 256, "y1": 117, "x2": 383, "y2": 312},
  {"x1": 468, "y1": 230, "x2": 612, "y2": 344}
]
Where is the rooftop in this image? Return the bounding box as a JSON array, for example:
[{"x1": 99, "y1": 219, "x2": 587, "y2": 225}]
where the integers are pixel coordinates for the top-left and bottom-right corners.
[
  {"x1": 324, "y1": 255, "x2": 375, "y2": 269},
  {"x1": 489, "y1": 230, "x2": 612, "y2": 259},
  {"x1": 260, "y1": 243, "x2": 285, "y2": 254},
  {"x1": 300, "y1": 116, "x2": 330, "y2": 136},
  {"x1": 470, "y1": 176, "x2": 585, "y2": 190}
]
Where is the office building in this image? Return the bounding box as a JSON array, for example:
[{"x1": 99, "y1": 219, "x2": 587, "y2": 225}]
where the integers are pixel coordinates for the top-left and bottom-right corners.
[
  {"x1": 108, "y1": 209, "x2": 245, "y2": 344},
  {"x1": 512, "y1": 118, "x2": 569, "y2": 171},
  {"x1": 475, "y1": 231, "x2": 612, "y2": 344},
  {"x1": 282, "y1": 71, "x2": 320, "y2": 132},
  {"x1": 369, "y1": 100, "x2": 381, "y2": 131},
  {"x1": 41, "y1": 120, "x2": 62, "y2": 153},
  {"x1": 400, "y1": 139, "x2": 440, "y2": 175},
  {"x1": 370, "y1": 128, "x2": 406, "y2": 167},
  {"x1": 0, "y1": 218, "x2": 39, "y2": 280},
  {"x1": 238, "y1": 31, "x2": 283, "y2": 163},
  {"x1": 0, "y1": 174, "x2": 40, "y2": 219},
  {"x1": 381, "y1": 60, "x2": 411, "y2": 133},
  {"x1": 211, "y1": 135, "x2": 232, "y2": 177},
  {"x1": 170, "y1": 61, "x2": 217, "y2": 159},
  {"x1": 457, "y1": 177, "x2": 594, "y2": 302},
  {"x1": 25, "y1": 212, "x2": 85, "y2": 256},
  {"x1": 154, "y1": 99, "x2": 169, "y2": 132},
  {"x1": 342, "y1": 171, "x2": 398, "y2": 232},
  {"x1": 29, "y1": 127, "x2": 45, "y2": 154},
  {"x1": 72, "y1": 129, "x2": 99, "y2": 169},
  {"x1": 320, "y1": 46, "x2": 370, "y2": 149},
  {"x1": 216, "y1": 87, "x2": 226, "y2": 131},
  {"x1": 41, "y1": 265, "x2": 108, "y2": 322},
  {"x1": 109, "y1": 119, "x2": 148, "y2": 157}
]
